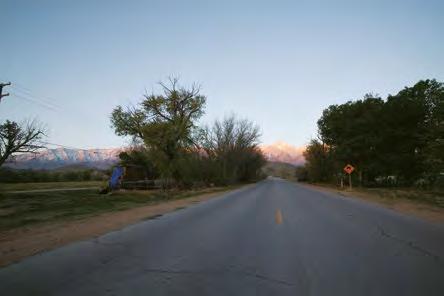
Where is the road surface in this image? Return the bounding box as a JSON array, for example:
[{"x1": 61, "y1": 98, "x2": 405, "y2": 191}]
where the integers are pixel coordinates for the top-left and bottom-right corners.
[{"x1": 1, "y1": 178, "x2": 443, "y2": 295}]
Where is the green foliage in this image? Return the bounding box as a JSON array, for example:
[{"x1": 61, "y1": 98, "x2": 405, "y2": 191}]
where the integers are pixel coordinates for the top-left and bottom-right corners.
[
  {"x1": 303, "y1": 139, "x2": 336, "y2": 182},
  {"x1": 262, "y1": 162, "x2": 298, "y2": 180},
  {"x1": 0, "y1": 167, "x2": 106, "y2": 183},
  {"x1": 0, "y1": 186, "x2": 237, "y2": 230},
  {"x1": 111, "y1": 78, "x2": 206, "y2": 181},
  {"x1": 111, "y1": 79, "x2": 265, "y2": 188},
  {"x1": 295, "y1": 166, "x2": 308, "y2": 181},
  {"x1": 303, "y1": 79, "x2": 444, "y2": 189},
  {"x1": 118, "y1": 148, "x2": 159, "y2": 180}
]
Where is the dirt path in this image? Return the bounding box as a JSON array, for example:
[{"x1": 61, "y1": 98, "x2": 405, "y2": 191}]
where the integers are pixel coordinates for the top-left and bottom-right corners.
[{"x1": 0, "y1": 187, "x2": 241, "y2": 267}]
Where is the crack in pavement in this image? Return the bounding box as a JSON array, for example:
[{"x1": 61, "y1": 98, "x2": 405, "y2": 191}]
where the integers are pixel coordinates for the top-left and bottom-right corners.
[
  {"x1": 376, "y1": 225, "x2": 442, "y2": 264},
  {"x1": 92, "y1": 238, "x2": 130, "y2": 248},
  {"x1": 141, "y1": 268, "x2": 297, "y2": 287},
  {"x1": 343, "y1": 210, "x2": 443, "y2": 265}
]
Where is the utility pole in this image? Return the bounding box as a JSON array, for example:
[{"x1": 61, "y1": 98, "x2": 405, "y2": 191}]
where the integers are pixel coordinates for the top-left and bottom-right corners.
[{"x1": 0, "y1": 82, "x2": 11, "y2": 103}]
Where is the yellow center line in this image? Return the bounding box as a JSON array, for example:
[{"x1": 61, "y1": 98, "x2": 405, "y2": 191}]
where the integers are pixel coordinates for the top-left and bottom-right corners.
[{"x1": 275, "y1": 209, "x2": 283, "y2": 224}]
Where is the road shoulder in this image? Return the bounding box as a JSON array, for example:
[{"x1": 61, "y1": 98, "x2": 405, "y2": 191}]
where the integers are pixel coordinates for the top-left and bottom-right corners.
[
  {"x1": 0, "y1": 186, "x2": 246, "y2": 268},
  {"x1": 297, "y1": 182, "x2": 444, "y2": 224}
]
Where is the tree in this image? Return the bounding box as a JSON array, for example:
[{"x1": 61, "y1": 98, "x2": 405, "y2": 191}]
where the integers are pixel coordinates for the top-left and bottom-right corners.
[
  {"x1": 380, "y1": 79, "x2": 443, "y2": 184},
  {"x1": 111, "y1": 78, "x2": 206, "y2": 182},
  {"x1": 422, "y1": 80, "x2": 444, "y2": 186},
  {"x1": 317, "y1": 95, "x2": 384, "y2": 185},
  {"x1": 0, "y1": 120, "x2": 45, "y2": 167},
  {"x1": 304, "y1": 79, "x2": 444, "y2": 188},
  {"x1": 302, "y1": 139, "x2": 335, "y2": 182},
  {"x1": 202, "y1": 114, "x2": 265, "y2": 184},
  {"x1": 118, "y1": 146, "x2": 159, "y2": 180}
]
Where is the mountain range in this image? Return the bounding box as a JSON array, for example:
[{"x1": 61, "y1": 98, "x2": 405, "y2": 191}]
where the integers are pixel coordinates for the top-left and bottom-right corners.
[
  {"x1": 4, "y1": 141, "x2": 305, "y2": 170},
  {"x1": 260, "y1": 141, "x2": 305, "y2": 166},
  {"x1": 4, "y1": 148, "x2": 122, "y2": 170}
]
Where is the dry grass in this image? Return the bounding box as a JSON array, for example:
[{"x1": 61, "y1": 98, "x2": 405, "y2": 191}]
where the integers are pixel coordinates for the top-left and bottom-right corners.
[
  {"x1": 0, "y1": 185, "x2": 246, "y2": 267},
  {"x1": 302, "y1": 183, "x2": 444, "y2": 224},
  {"x1": 0, "y1": 185, "x2": 238, "y2": 231}
]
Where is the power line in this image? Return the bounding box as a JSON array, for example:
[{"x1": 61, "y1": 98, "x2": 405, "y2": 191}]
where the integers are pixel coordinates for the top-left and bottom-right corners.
[
  {"x1": 0, "y1": 78, "x2": 61, "y2": 109},
  {"x1": 11, "y1": 87, "x2": 61, "y2": 109},
  {"x1": 10, "y1": 84, "x2": 61, "y2": 109},
  {"x1": 0, "y1": 79, "x2": 59, "y2": 111},
  {"x1": 11, "y1": 92, "x2": 59, "y2": 111}
]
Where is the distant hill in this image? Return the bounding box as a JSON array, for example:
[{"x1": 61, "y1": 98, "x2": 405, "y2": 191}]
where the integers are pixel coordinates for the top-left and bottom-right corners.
[
  {"x1": 262, "y1": 161, "x2": 298, "y2": 179},
  {"x1": 4, "y1": 142, "x2": 305, "y2": 170}
]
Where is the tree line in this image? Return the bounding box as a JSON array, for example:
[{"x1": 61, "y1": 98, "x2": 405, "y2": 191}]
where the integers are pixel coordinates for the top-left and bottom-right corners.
[
  {"x1": 0, "y1": 167, "x2": 107, "y2": 183},
  {"x1": 298, "y1": 79, "x2": 444, "y2": 189},
  {"x1": 111, "y1": 78, "x2": 266, "y2": 188}
]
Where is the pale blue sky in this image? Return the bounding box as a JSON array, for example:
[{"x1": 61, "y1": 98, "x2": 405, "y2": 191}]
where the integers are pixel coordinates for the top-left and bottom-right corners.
[{"x1": 1, "y1": 0, "x2": 443, "y2": 149}]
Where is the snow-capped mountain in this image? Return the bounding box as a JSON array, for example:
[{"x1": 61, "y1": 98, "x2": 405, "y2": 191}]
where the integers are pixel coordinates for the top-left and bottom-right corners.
[
  {"x1": 4, "y1": 148, "x2": 122, "y2": 170},
  {"x1": 260, "y1": 141, "x2": 305, "y2": 166},
  {"x1": 4, "y1": 142, "x2": 305, "y2": 170}
]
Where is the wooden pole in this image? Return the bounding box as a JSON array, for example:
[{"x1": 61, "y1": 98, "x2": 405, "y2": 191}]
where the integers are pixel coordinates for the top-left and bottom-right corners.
[
  {"x1": 0, "y1": 82, "x2": 11, "y2": 103},
  {"x1": 349, "y1": 173, "x2": 352, "y2": 190}
]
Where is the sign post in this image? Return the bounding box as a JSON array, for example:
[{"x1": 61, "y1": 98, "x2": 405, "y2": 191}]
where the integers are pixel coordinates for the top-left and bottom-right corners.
[{"x1": 343, "y1": 164, "x2": 355, "y2": 190}]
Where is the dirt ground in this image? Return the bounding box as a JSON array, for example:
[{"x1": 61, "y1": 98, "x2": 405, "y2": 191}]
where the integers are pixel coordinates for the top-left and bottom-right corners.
[
  {"x1": 302, "y1": 183, "x2": 444, "y2": 224},
  {"x1": 0, "y1": 187, "x2": 241, "y2": 267}
]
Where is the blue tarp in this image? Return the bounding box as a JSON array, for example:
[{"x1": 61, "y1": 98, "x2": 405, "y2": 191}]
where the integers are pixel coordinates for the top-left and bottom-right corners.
[{"x1": 109, "y1": 166, "x2": 124, "y2": 190}]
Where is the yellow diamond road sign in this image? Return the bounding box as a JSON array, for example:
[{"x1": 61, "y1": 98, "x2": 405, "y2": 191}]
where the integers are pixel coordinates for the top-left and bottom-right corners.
[{"x1": 344, "y1": 164, "x2": 354, "y2": 174}]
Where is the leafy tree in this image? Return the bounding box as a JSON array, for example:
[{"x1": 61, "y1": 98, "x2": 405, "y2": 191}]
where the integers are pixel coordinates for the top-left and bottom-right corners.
[
  {"x1": 422, "y1": 81, "x2": 444, "y2": 184},
  {"x1": 295, "y1": 165, "x2": 308, "y2": 181},
  {"x1": 111, "y1": 78, "x2": 206, "y2": 182},
  {"x1": 317, "y1": 95, "x2": 384, "y2": 185},
  {"x1": 381, "y1": 79, "x2": 444, "y2": 184},
  {"x1": 111, "y1": 80, "x2": 266, "y2": 187},
  {"x1": 303, "y1": 79, "x2": 444, "y2": 188},
  {"x1": 302, "y1": 139, "x2": 335, "y2": 182},
  {"x1": 118, "y1": 147, "x2": 159, "y2": 180}
]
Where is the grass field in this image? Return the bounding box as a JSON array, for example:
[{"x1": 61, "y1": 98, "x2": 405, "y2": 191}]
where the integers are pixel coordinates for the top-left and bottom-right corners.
[
  {"x1": 0, "y1": 185, "x2": 235, "y2": 231},
  {"x1": 0, "y1": 181, "x2": 105, "y2": 192}
]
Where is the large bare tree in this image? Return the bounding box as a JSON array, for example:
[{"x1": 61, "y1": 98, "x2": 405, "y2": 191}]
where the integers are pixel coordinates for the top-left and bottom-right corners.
[
  {"x1": 0, "y1": 119, "x2": 45, "y2": 167},
  {"x1": 202, "y1": 114, "x2": 265, "y2": 183}
]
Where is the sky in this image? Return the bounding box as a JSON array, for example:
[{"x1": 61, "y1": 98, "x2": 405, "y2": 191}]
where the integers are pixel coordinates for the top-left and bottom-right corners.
[{"x1": 1, "y1": 0, "x2": 443, "y2": 149}]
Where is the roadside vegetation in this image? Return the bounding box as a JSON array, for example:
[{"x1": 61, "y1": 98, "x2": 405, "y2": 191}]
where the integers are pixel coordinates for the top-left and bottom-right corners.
[
  {"x1": 262, "y1": 162, "x2": 297, "y2": 179},
  {"x1": 0, "y1": 167, "x2": 108, "y2": 183},
  {"x1": 0, "y1": 186, "x2": 239, "y2": 231},
  {"x1": 111, "y1": 77, "x2": 265, "y2": 188},
  {"x1": 297, "y1": 79, "x2": 444, "y2": 206},
  {"x1": 0, "y1": 181, "x2": 103, "y2": 192},
  {"x1": 0, "y1": 78, "x2": 265, "y2": 231}
]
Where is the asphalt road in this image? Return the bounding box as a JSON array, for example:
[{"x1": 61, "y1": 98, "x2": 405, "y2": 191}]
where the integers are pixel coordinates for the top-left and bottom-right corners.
[{"x1": 1, "y1": 178, "x2": 444, "y2": 295}]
